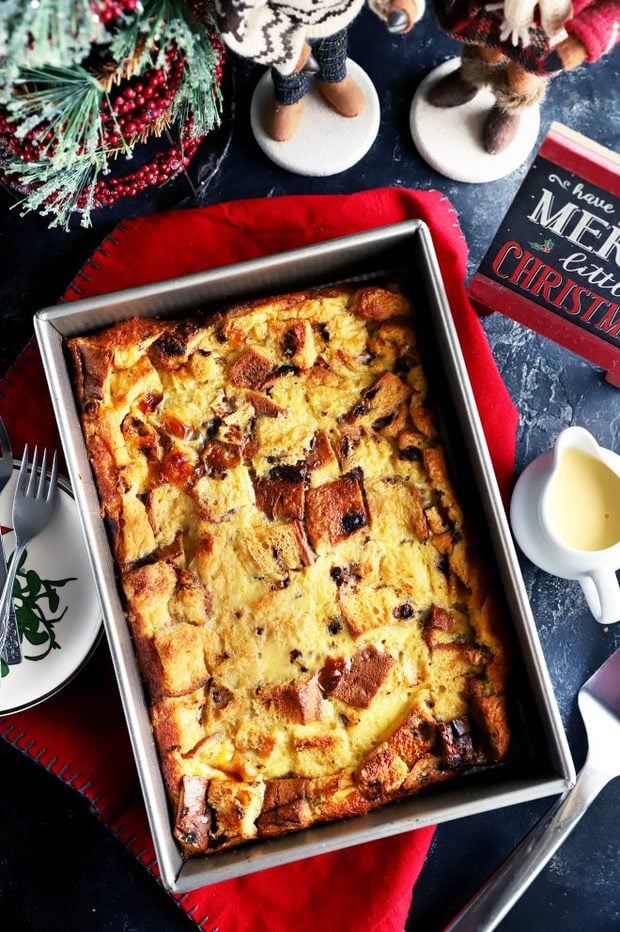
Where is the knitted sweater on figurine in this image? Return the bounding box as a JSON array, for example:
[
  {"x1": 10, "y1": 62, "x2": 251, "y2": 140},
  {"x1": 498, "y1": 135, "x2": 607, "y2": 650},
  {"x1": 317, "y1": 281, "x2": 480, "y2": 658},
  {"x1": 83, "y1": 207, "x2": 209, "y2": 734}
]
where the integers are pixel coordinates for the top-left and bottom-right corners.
[{"x1": 216, "y1": 0, "x2": 426, "y2": 74}]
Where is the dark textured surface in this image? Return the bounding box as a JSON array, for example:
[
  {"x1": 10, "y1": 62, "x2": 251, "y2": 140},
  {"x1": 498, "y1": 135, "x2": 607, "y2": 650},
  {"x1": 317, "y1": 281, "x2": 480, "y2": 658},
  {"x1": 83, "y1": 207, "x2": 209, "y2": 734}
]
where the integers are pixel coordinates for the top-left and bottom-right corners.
[{"x1": 0, "y1": 10, "x2": 619, "y2": 930}]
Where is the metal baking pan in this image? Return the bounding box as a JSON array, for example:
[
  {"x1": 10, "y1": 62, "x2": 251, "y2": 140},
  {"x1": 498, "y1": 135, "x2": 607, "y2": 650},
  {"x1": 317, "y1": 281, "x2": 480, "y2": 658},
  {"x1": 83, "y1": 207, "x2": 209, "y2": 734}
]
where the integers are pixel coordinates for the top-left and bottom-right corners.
[{"x1": 34, "y1": 220, "x2": 575, "y2": 893}]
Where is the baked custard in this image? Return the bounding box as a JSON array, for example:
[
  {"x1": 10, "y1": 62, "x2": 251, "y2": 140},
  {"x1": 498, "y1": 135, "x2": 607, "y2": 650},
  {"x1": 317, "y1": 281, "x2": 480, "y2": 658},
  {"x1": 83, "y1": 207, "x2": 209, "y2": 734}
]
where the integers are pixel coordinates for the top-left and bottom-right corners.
[{"x1": 70, "y1": 285, "x2": 511, "y2": 856}]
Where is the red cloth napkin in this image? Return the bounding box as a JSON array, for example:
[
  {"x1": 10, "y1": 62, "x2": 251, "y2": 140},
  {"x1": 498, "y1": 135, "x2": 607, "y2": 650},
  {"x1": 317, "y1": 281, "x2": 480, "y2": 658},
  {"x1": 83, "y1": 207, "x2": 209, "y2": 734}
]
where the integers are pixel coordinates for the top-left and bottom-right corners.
[{"x1": 0, "y1": 187, "x2": 517, "y2": 932}]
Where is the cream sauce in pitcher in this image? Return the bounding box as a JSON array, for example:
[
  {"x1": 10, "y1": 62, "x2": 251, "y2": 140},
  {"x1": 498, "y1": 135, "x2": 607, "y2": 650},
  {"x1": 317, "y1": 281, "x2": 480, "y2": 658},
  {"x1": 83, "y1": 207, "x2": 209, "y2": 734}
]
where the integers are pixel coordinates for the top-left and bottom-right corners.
[
  {"x1": 510, "y1": 426, "x2": 620, "y2": 625},
  {"x1": 547, "y1": 447, "x2": 620, "y2": 552}
]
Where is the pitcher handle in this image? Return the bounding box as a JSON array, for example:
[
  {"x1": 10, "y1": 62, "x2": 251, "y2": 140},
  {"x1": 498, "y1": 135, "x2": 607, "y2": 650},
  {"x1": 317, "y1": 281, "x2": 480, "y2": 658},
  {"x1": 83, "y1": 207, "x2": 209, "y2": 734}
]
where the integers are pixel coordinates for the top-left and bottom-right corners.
[{"x1": 580, "y1": 568, "x2": 620, "y2": 625}]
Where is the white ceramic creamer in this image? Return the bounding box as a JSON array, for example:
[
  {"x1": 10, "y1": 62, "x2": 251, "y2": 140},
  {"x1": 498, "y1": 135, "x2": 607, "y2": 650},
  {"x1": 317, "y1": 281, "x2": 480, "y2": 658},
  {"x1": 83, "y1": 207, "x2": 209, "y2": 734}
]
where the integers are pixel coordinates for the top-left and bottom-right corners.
[{"x1": 511, "y1": 427, "x2": 620, "y2": 625}]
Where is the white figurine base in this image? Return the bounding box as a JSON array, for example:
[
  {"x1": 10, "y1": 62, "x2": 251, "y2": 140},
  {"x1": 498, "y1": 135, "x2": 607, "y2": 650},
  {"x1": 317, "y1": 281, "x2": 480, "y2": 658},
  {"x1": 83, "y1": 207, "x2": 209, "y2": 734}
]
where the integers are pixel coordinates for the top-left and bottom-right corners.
[
  {"x1": 409, "y1": 58, "x2": 540, "y2": 184},
  {"x1": 251, "y1": 59, "x2": 380, "y2": 177}
]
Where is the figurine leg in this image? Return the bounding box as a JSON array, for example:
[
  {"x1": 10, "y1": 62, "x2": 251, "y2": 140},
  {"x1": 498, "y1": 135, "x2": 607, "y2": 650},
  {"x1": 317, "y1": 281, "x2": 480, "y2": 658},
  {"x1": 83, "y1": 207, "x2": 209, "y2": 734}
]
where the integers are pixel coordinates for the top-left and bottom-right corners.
[
  {"x1": 269, "y1": 69, "x2": 307, "y2": 142},
  {"x1": 314, "y1": 31, "x2": 365, "y2": 118},
  {"x1": 427, "y1": 44, "x2": 505, "y2": 108},
  {"x1": 483, "y1": 62, "x2": 547, "y2": 154}
]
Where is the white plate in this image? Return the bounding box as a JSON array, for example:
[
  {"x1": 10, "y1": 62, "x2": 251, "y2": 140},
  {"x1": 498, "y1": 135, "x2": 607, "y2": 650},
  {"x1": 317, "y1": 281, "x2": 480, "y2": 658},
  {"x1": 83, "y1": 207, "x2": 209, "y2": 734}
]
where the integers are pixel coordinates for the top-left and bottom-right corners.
[{"x1": 0, "y1": 463, "x2": 102, "y2": 714}]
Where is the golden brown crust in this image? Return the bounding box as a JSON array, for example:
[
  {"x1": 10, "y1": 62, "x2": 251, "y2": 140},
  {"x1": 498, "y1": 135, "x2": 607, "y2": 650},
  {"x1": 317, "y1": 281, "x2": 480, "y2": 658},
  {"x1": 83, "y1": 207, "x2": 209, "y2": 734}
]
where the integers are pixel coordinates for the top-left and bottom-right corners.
[
  {"x1": 253, "y1": 466, "x2": 305, "y2": 521},
  {"x1": 256, "y1": 778, "x2": 311, "y2": 837},
  {"x1": 246, "y1": 390, "x2": 286, "y2": 418},
  {"x1": 350, "y1": 287, "x2": 410, "y2": 321},
  {"x1": 306, "y1": 429, "x2": 338, "y2": 472},
  {"x1": 174, "y1": 776, "x2": 211, "y2": 853},
  {"x1": 345, "y1": 372, "x2": 411, "y2": 429},
  {"x1": 70, "y1": 284, "x2": 514, "y2": 858},
  {"x1": 305, "y1": 474, "x2": 368, "y2": 551},
  {"x1": 258, "y1": 673, "x2": 323, "y2": 724},
  {"x1": 321, "y1": 646, "x2": 394, "y2": 708},
  {"x1": 228, "y1": 347, "x2": 273, "y2": 388}
]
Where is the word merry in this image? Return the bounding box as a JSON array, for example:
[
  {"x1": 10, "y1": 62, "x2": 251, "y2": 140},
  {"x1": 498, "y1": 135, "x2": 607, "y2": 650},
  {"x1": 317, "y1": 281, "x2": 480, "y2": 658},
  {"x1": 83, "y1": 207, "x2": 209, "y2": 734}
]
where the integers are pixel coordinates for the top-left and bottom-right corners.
[{"x1": 528, "y1": 189, "x2": 619, "y2": 266}]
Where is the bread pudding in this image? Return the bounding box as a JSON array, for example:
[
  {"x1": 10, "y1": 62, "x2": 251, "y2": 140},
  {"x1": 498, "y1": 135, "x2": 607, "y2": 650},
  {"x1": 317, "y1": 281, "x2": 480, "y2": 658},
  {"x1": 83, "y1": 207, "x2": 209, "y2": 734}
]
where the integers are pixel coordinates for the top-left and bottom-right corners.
[{"x1": 69, "y1": 284, "x2": 511, "y2": 856}]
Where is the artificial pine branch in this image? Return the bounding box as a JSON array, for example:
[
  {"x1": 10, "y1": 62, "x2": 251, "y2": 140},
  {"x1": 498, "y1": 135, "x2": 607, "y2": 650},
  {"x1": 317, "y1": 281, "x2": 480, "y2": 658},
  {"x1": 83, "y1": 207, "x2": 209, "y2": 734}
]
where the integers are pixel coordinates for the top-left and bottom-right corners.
[
  {"x1": 0, "y1": 0, "x2": 223, "y2": 227},
  {"x1": 5, "y1": 148, "x2": 101, "y2": 224},
  {"x1": 164, "y1": 3, "x2": 222, "y2": 138},
  {"x1": 0, "y1": 0, "x2": 108, "y2": 98},
  {"x1": 8, "y1": 66, "x2": 104, "y2": 165},
  {"x1": 96, "y1": 61, "x2": 121, "y2": 92}
]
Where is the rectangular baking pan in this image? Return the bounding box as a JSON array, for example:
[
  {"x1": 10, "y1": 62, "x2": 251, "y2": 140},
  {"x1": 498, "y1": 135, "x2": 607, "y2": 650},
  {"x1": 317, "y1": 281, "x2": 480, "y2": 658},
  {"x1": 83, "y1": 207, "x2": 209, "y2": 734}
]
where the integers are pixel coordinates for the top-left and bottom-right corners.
[{"x1": 34, "y1": 220, "x2": 575, "y2": 893}]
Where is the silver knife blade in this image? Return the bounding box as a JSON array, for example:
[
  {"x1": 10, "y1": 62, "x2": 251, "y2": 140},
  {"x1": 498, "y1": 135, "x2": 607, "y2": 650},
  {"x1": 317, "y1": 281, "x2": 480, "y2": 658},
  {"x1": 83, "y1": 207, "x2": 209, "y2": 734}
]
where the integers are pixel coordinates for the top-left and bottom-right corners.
[
  {"x1": 0, "y1": 541, "x2": 21, "y2": 664},
  {"x1": 0, "y1": 417, "x2": 20, "y2": 665}
]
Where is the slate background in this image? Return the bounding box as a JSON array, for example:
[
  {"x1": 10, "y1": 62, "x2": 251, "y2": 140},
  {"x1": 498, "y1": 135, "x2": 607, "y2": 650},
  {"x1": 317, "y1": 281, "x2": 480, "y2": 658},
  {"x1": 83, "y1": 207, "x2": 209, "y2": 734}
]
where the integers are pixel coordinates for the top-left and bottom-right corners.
[{"x1": 0, "y1": 10, "x2": 619, "y2": 931}]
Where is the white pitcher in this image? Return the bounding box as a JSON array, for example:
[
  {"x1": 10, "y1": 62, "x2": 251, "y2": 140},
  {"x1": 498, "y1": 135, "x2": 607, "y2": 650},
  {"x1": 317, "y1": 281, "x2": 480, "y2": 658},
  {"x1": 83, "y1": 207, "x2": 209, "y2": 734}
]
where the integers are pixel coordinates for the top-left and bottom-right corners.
[{"x1": 511, "y1": 426, "x2": 620, "y2": 625}]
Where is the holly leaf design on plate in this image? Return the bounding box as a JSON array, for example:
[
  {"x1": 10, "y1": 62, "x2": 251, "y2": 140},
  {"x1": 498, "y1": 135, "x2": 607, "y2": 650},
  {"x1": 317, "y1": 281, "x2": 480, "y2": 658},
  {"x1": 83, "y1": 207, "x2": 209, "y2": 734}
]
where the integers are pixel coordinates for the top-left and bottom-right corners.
[{"x1": 1, "y1": 549, "x2": 77, "y2": 674}]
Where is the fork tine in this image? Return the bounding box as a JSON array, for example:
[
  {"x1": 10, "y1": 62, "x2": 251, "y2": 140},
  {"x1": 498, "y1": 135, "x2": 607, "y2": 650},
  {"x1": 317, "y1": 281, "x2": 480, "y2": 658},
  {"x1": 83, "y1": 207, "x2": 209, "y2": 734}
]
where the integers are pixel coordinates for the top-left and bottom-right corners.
[
  {"x1": 16, "y1": 444, "x2": 29, "y2": 494},
  {"x1": 47, "y1": 450, "x2": 58, "y2": 503},
  {"x1": 26, "y1": 446, "x2": 39, "y2": 497},
  {"x1": 36, "y1": 448, "x2": 48, "y2": 499},
  {"x1": 0, "y1": 418, "x2": 10, "y2": 460}
]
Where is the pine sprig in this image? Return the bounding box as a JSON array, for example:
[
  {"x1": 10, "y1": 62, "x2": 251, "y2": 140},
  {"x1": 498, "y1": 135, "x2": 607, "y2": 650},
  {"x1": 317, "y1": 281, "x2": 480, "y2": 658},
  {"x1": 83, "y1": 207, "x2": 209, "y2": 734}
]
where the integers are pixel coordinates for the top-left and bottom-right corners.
[
  {"x1": 0, "y1": 0, "x2": 109, "y2": 99},
  {"x1": 0, "y1": 0, "x2": 223, "y2": 228},
  {"x1": 165, "y1": 8, "x2": 223, "y2": 138},
  {"x1": 9, "y1": 66, "x2": 105, "y2": 164},
  {"x1": 5, "y1": 150, "x2": 102, "y2": 224},
  {"x1": 109, "y1": 0, "x2": 222, "y2": 137},
  {"x1": 111, "y1": 0, "x2": 170, "y2": 73}
]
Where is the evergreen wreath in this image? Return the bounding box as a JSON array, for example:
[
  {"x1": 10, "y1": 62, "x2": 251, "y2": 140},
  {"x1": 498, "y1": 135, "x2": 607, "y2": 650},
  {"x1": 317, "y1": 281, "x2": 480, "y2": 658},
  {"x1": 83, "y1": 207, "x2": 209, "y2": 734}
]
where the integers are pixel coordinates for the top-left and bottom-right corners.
[{"x1": 0, "y1": 0, "x2": 224, "y2": 228}]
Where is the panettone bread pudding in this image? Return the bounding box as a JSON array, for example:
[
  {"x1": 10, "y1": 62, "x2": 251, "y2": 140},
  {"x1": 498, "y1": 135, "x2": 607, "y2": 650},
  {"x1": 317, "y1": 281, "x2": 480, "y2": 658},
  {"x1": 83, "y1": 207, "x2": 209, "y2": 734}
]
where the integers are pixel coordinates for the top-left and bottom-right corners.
[{"x1": 69, "y1": 284, "x2": 512, "y2": 857}]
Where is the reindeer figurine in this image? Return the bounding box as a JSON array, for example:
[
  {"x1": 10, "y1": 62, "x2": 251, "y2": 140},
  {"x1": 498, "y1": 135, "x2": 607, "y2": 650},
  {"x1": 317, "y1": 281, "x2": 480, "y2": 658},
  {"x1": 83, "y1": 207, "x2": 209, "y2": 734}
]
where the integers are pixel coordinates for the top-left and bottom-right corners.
[{"x1": 428, "y1": 0, "x2": 619, "y2": 153}]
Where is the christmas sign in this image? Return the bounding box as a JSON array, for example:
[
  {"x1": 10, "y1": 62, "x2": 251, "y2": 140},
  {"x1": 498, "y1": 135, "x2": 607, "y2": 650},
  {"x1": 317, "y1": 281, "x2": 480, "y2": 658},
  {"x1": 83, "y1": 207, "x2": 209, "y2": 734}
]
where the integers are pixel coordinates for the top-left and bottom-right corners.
[{"x1": 469, "y1": 123, "x2": 620, "y2": 387}]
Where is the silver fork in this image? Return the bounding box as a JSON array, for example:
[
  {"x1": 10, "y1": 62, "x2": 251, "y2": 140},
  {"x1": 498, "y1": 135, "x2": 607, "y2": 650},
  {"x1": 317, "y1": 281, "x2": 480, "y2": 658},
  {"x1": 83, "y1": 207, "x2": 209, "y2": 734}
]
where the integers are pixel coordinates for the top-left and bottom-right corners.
[
  {"x1": 446, "y1": 647, "x2": 620, "y2": 932},
  {"x1": 0, "y1": 418, "x2": 20, "y2": 664},
  {"x1": 0, "y1": 445, "x2": 59, "y2": 664}
]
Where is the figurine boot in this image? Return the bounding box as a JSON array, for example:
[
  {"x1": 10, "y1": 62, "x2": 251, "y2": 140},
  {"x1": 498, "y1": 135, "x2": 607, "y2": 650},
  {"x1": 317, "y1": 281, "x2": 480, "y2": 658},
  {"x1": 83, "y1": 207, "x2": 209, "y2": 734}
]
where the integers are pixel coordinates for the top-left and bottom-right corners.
[
  {"x1": 267, "y1": 98, "x2": 305, "y2": 142},
  {"x1": 484, "y1": 62, "x2": 546, "y2": 154},
  {"x1": 427, "y1": 68, "x2": 479, "y2": 107},
  {"x1": 317, "y1": 74, "x2": 365, "y2": 117},
  {"x1": 482, "y1": 105, "x2": 520, "y2": 153},
  {"x1": 429, "y1": 44, "x2": 511, "y2": 108}
]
